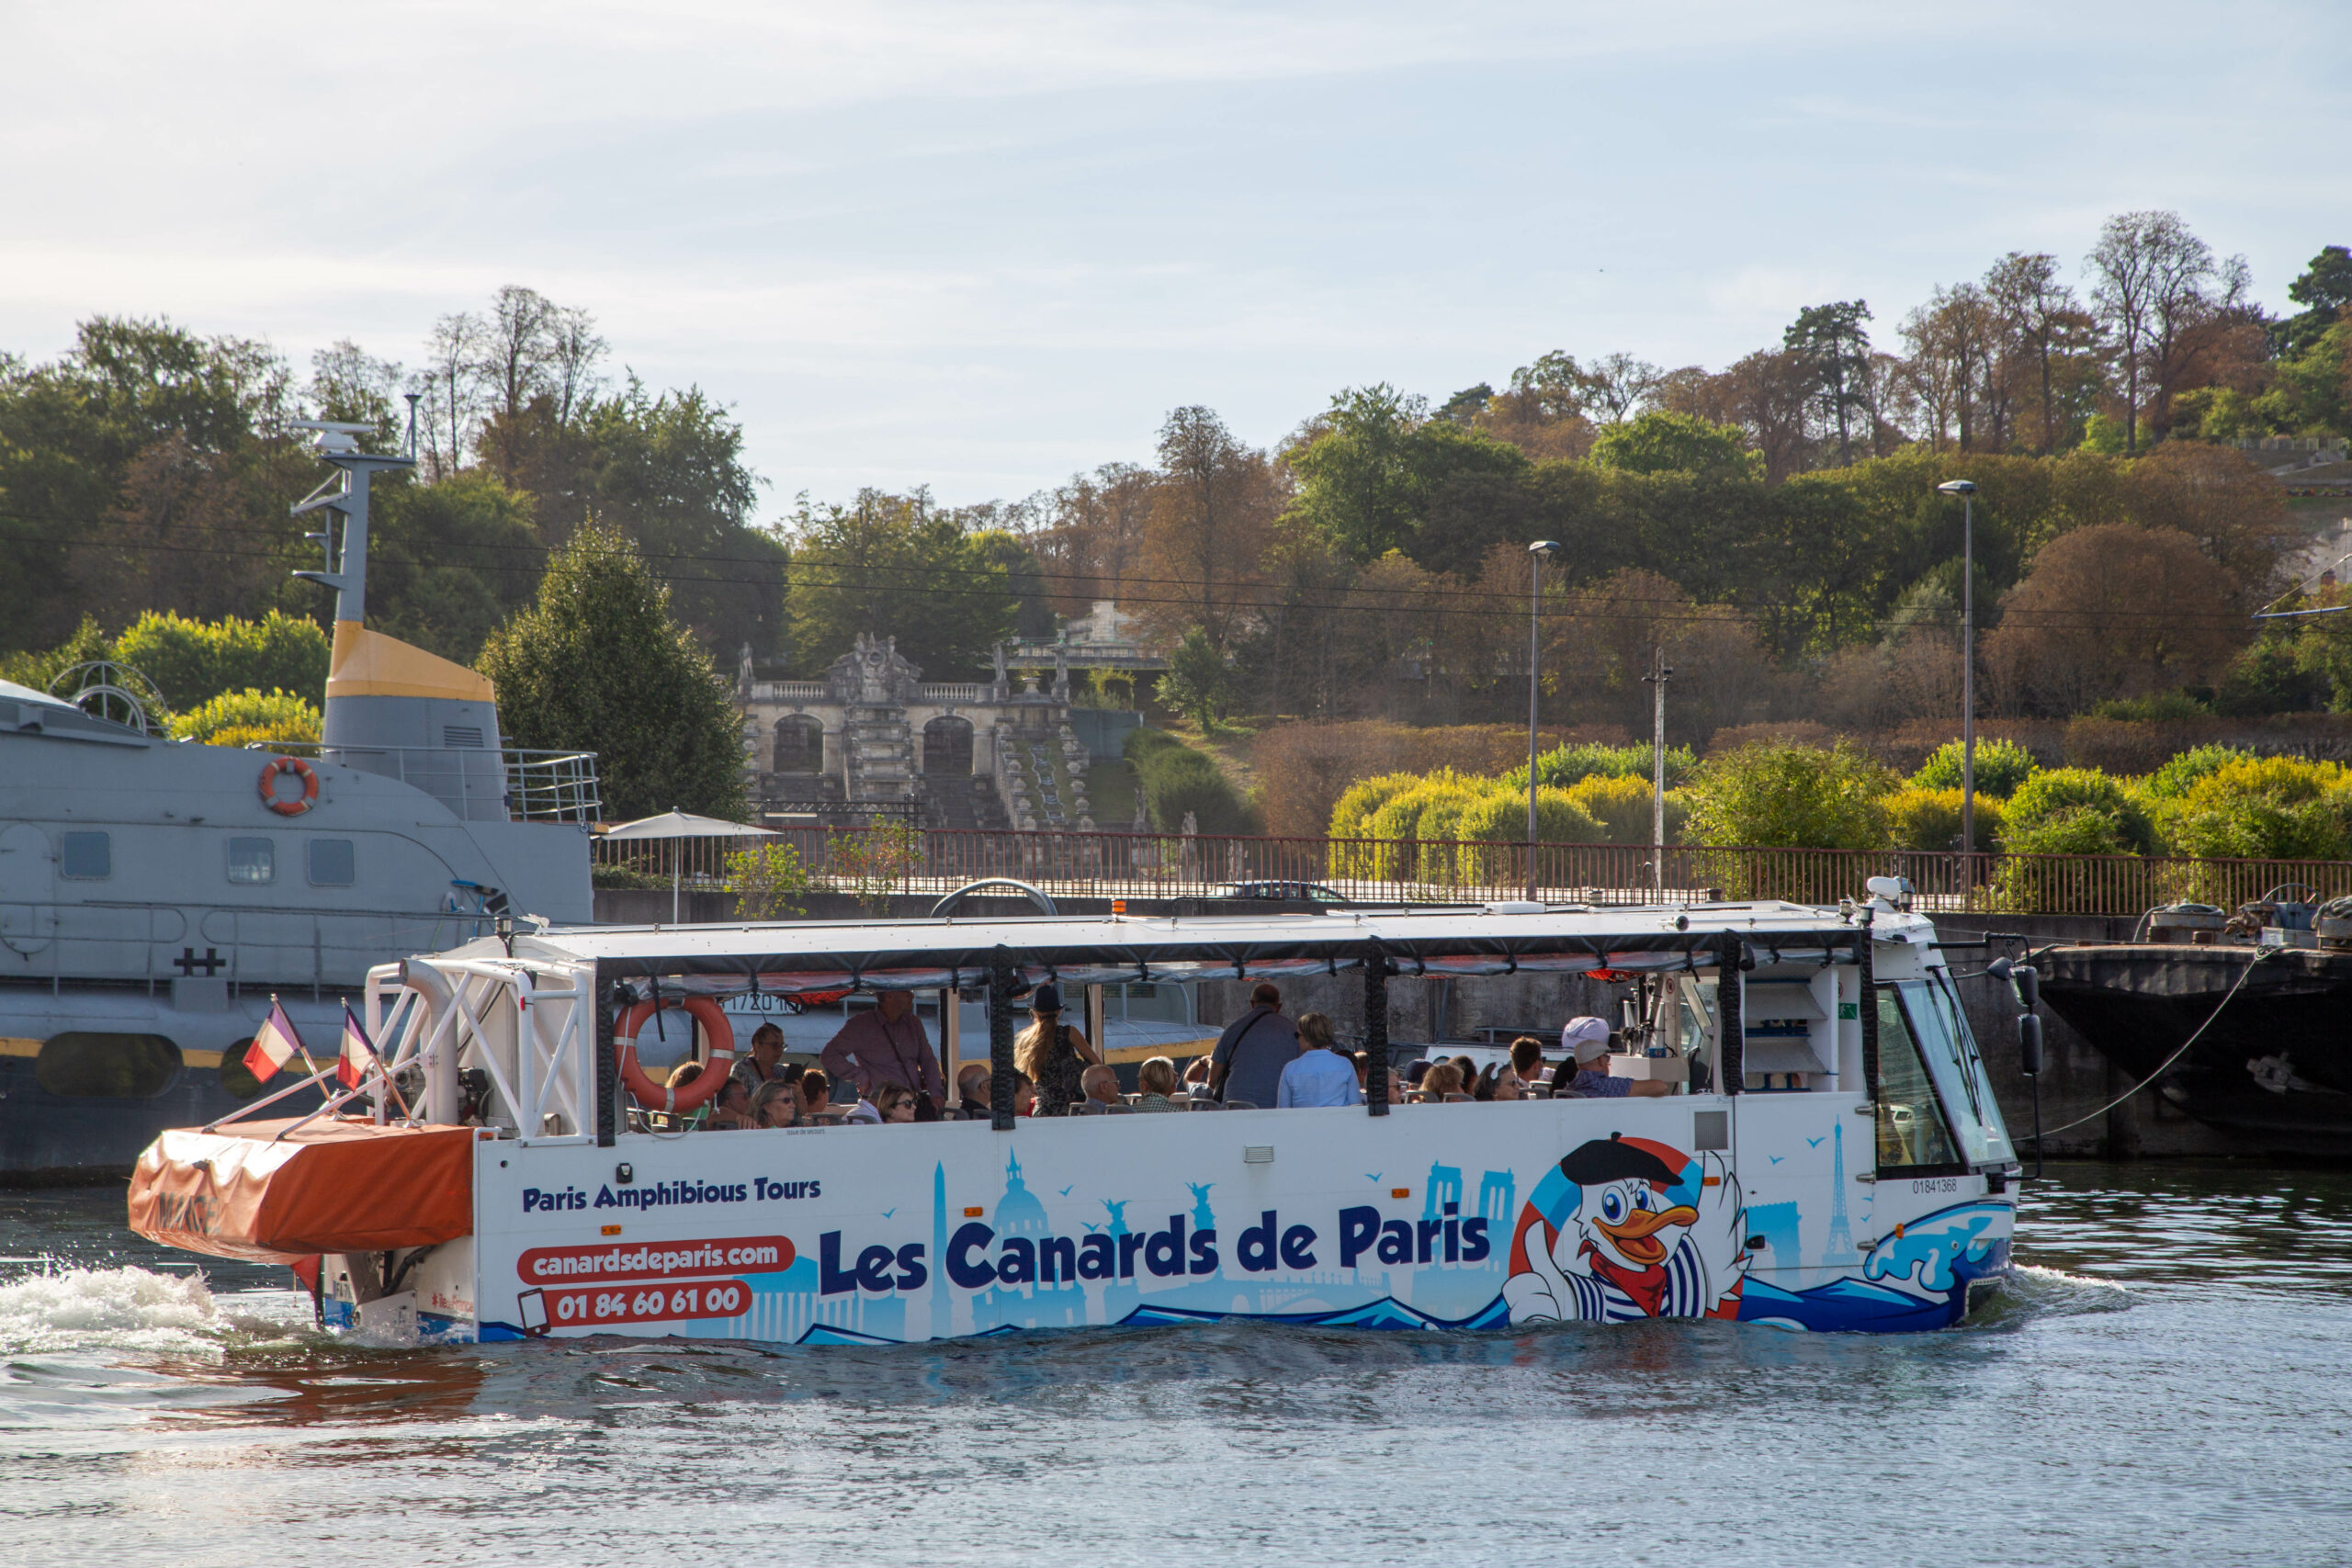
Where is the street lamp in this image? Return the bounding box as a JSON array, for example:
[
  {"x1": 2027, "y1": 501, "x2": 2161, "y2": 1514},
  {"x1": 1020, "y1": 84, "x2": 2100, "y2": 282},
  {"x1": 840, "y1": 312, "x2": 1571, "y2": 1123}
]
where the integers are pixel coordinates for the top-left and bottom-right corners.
[
  {"x1": 1526, "y1": 540, "x2": 1563, "y2": 901},
  {"x1": 1937, "y1": 479, "x2": 1978, "y2": 868}
]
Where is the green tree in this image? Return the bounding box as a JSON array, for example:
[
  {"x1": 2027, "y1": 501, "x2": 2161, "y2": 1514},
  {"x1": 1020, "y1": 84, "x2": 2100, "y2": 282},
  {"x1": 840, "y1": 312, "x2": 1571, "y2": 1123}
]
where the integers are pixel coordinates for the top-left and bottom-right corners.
[
  {"x1": 2277, "y1": 244, "x2": 2352, "y2": 356},
  {"x1": 1783, "y1": 300, "x2": 1873, "y2": 464},
  {"x1": 829, "y1": 816, "x2": 919, "y2": 914},
  {"x1": 783, "y1": 490, "x2": 1017, "y2": 678},
  {"x1": 1682, "y1": 739, "x2": 1895, "y2": 850},
  {"x1": 478, "y1": 522, "x2": 745, "y2": 821},
  {"x1": 1589, "y1": 412, "x2": 1760, "y2": 481},
  {"x1": 1283, "y1": 384, "x2": 1531, "y2": 565},
  {"x1": 1155, "y1": 626, "x2": 1238, "y2": 729},
  {"x1": 367, "y1": 470, "x2": 546, "y2": 661},
  {"x1": 725, "y1": 841, "x2": 811, "y2": 919}
]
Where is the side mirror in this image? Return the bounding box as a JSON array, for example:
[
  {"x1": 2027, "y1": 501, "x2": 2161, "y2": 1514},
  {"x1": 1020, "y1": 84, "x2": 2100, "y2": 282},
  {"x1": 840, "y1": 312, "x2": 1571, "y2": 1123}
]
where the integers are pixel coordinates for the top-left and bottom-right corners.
[
  {"x1": 2013, "y1": 965, "x2": 2041, "y2": 1010},
  {"x1": 2017, "y1": 1013, "x2": 2044, "y2": 1077}
]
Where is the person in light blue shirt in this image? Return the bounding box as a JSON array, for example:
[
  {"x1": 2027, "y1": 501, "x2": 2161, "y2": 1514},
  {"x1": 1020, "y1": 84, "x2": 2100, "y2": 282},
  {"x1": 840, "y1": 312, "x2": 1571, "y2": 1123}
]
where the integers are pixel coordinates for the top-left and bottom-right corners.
[{"x1": 1276, "y1": 1012, "x2": 1363, "y2": 1107}]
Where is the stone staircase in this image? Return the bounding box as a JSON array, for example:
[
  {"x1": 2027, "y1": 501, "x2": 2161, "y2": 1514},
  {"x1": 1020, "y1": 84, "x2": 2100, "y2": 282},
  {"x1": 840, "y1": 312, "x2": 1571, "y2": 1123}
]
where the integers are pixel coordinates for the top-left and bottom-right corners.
[
  {"x1": 919, "y1": 774, "x2": 1010, "y2": 831},
  {"x1": 842, "y1": 703, "x2": 915, "y2": 806}
]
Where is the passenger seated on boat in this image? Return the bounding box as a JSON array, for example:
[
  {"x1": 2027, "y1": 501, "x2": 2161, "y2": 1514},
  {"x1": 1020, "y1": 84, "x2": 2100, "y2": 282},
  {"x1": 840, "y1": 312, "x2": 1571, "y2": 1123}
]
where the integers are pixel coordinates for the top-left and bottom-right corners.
[
  {"x1": 949, "y1": 1063, "x2": 1037, "y2": 1118},
  {"x1": 1510, "y1": 1035, "x2": 1548, "y2": 1092},
  {"x1": 1473, "y1": 1063, "x2": 1502, "y2": 1100},
  {"x1": 1276, "y1": 1012, "x2": 1363, "y2": 1108},
  {"x1": 819, "y1": 989, "x2": 946, "y2": 1111},
  {"x1": 1403, "y1": 1060, "x2": 1431, "y2": 1094},
  {"x1": 1182, "y1": 1056, "x2": 1213, "y2": 1098},
  {"x1": 1080, "y1": 1064, "x2": 1123, "y2": 1110},
  {"x1": 1416, "y1": 1062, "x2": 1464, "y2": 1101},
  {"x1": 1559, "y1": 1016, "x2": 1670, "y2": 1099},
  {"x1": 1134, "y1": 1056, "x2": 1181, "y2": 1112},
  {"x1": 1448, "y1": 1055, "x2": 1479, "y2": 1095},
  {"x1": 729, "y1": 1022, "x2": 786, "y2": 1096},
  {"x1": 706, "y1": 1066, "x2": 752, "y2": 1128},
  {"x1": 956, "y1": 1062, "x2": 992, "y2": 1119},
  {"x1": 797, "y1": 1067, "x2": 835, "y2": 1122},
  {"x1": 846, "y1": 1077, "x2": 918, "y2": 1124},
  {"x1": 751, "y1": 1077, "x2": 797, "y2": 1129}
]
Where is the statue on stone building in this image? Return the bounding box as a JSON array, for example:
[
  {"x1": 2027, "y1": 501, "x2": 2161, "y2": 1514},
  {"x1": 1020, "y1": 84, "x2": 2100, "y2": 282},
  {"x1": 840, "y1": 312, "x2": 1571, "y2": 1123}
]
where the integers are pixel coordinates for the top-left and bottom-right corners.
[{"x1": 738, "y1": 642, "x2": 755, "y2": 700}]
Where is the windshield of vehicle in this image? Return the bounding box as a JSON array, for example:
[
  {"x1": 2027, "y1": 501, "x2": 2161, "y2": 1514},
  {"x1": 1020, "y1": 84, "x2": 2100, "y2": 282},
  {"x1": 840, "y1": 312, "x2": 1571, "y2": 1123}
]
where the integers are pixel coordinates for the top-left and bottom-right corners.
[{"x1": 1895, "y1": 976, "x2": 2016, "y2": 1168}]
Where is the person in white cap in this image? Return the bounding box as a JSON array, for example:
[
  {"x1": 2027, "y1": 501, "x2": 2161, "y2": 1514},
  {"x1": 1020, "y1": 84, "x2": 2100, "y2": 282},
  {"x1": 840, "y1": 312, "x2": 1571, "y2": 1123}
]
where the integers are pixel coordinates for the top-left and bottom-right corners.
[{"x1": 1558, "y1": 1016, "x2": 1670, "y2": 1099}]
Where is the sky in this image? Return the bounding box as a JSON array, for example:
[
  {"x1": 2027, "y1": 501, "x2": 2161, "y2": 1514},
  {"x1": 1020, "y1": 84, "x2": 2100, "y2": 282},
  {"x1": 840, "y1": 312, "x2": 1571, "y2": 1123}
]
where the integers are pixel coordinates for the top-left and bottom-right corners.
[{"x1": 3, "y1": 0, "x2": 2346, "y2": 515}]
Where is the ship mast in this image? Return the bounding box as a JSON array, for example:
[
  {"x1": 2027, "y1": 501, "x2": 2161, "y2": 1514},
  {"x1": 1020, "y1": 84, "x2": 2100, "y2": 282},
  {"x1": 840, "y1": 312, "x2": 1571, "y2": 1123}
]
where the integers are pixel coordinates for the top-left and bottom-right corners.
[{"x1": 288, "y1": 421, "x2": 414, "y2": 625}]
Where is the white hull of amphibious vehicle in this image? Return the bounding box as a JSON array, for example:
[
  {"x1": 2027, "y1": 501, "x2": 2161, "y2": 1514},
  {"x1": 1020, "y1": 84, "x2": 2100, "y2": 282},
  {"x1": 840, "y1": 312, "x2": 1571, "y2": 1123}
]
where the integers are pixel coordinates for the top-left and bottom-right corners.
[
  {"x1": 130, "y1": 900, "x2": 2022, "y2": 1343},
  {"x1": 0, "y1": 421, "x2": 597, "y2": 1181}
]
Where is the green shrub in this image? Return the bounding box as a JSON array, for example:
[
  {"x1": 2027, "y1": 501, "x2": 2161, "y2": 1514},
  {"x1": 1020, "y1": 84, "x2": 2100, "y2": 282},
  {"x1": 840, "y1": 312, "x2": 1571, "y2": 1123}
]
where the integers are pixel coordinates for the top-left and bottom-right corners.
[
  {"x1": 1563, "y1": 773, "x2": 1686, "y2": 844},
  {"x1": 1329, "y1": 772, "x2": 1427, "y2": 839},
  {"x1": 1906, "y1": 737, "x2": 2040, "y2": 797},
  {"x1": 1508, "y1": 740, "x2": 1697, "y2": 793},
  {"x1": 724, "y1": 841, "x2": 811, "y2": 919},
  {"x1": 2092, "y1": 689, "x2": 2211, "y2": 723},
  {"x1": 2142, "y1": 743, "x2": 2256, "y2": 800},
  {"x1": 1682, "y1": 740, "x2": 1896, "y2": 851},
  {"x1": 117, "y1": 610, "x2": 331, "y2": 714},
  {"x1": 168, "y1": 687, "x2": 322, "y2": 748},
  {"x1": 1884, "y1": 786, "x2": 2004, "y2": 852},
  {"x1": 2165, "y1": 757, "x2": 2352, "y2": 861},
  {"x1": 2000, "y1": 767, "x2": 2157, "y2": 855},
  {"x1": 1129, "y1": 730, "x2": 1255, "y2": 835}
]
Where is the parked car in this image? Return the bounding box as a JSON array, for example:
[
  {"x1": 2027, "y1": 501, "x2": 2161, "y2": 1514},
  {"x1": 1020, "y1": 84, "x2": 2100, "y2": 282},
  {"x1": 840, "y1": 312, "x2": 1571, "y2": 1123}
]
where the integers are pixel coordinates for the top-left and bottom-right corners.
[{"x1": 1219, "y1": 880, "x2": 1351, "y2": 905}]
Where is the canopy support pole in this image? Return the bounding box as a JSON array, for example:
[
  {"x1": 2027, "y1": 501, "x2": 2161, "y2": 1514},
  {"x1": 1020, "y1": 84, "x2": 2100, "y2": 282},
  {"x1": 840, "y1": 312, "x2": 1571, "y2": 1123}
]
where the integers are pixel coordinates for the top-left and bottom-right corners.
[
  {"x1": 1716, "y1": 932, "x2": 1743, "y2": 1097},
  {"x1": 1858, "y1": 912, "x2": 1879, "y2": 1109},
  {"x1": 1363, "y1": 942, "x2": 1389, "y2": 1116},
  {"x1": 988, "y1": 945, "x2": 1017, "y2": 1131},
  {"x1": 594, "y1": 964, "x2": 618, "y2": 1147}
]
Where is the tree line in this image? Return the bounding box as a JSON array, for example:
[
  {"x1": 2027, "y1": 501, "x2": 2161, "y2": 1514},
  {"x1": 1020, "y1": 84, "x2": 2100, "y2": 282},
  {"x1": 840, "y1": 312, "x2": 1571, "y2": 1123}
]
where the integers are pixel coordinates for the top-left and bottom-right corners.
[{"x1": 4, "y1": 218, "x2": 2346, "y2": 758}]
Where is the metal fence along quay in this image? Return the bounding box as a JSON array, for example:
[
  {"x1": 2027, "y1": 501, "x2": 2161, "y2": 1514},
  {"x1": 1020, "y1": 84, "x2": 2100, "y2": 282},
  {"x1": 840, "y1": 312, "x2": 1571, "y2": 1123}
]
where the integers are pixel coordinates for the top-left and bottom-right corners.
[{"x1": 591, "y1": 826, "x2": 2352, "y2": 919}]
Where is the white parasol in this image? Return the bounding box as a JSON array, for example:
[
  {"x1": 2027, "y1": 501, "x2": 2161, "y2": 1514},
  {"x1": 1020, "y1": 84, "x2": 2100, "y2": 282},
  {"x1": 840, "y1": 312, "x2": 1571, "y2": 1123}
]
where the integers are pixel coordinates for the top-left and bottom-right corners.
[{"x1": 600, "y1": 807, "x2": 778, "y2": 922}]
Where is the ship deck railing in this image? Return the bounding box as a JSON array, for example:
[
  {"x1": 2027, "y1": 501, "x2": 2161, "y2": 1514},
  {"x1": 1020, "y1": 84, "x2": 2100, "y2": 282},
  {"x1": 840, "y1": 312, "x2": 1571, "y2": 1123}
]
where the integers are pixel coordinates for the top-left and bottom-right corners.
[{"x1": 247, "y1": 740, "x2": 603, "y2": 824}]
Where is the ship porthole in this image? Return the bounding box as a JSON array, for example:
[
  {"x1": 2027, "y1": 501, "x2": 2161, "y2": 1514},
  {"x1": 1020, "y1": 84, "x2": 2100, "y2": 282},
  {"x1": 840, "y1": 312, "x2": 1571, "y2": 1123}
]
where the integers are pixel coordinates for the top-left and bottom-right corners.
[{"x1": 34, "y1": 1032, "x2": 181, "y2": 1099}]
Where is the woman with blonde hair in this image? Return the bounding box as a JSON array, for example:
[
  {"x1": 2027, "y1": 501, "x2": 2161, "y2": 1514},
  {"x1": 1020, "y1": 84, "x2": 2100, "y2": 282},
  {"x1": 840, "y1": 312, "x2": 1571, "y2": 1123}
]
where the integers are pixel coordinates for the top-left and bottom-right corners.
[
  {"x1": 1134, "y1": 1055, "x2": 1180, "y2": 1112},
  {"x1": 1013, "y1": 982, "x2": 1100, "y2": 1116}
]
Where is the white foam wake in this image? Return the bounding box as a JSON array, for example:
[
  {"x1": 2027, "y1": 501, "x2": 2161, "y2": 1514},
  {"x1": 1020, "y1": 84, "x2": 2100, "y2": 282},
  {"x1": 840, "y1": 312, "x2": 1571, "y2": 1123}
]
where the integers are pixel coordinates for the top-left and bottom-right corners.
[{"x1": 0, "y1": 1265, "x2": 228, "y2": 1356}]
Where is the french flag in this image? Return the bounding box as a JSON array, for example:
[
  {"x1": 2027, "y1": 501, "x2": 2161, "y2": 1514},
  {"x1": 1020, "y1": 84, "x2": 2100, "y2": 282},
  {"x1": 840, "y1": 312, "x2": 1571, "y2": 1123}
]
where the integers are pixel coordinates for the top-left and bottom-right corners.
[
  {"x1": 242, "y1": 1000, "x2": 307, "y2": 1084},
  {"x1": 337, "y1": 1004, "x2": 379, "y2": 1090}
]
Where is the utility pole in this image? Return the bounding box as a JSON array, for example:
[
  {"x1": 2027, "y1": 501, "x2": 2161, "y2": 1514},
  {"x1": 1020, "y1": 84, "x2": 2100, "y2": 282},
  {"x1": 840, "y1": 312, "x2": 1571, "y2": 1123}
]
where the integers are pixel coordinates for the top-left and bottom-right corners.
[
  {"x1": 1938, "y1": 479, "x2": 1979, "y2": 879},
  {"x1": 1525, "y1": 541, "x2": 1562, "y2": 902},
  {"x1": 1643, "y1": 647, "x2": 1672, "y2": 899}
]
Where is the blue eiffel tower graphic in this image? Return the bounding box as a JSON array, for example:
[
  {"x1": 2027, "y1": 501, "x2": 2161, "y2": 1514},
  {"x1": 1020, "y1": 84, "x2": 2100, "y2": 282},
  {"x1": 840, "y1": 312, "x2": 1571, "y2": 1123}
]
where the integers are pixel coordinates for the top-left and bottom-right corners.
[{"x1": 1823, "y1": 1122, "x2": 1855, "y2": 1259}]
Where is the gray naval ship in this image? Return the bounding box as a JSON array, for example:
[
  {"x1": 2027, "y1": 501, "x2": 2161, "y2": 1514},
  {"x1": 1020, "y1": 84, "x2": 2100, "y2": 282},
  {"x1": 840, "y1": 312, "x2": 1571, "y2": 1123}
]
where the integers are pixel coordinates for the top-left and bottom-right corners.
[{"x1": 0, "y1": 422, "x2": 597, "y2": 1182}]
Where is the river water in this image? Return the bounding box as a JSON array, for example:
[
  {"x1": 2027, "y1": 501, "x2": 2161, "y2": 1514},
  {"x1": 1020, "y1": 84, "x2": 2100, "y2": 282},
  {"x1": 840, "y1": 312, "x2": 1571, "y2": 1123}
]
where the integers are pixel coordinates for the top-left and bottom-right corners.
[{"x1": 3, "y1": 1162, "x2": 2346, "y2": 1567}]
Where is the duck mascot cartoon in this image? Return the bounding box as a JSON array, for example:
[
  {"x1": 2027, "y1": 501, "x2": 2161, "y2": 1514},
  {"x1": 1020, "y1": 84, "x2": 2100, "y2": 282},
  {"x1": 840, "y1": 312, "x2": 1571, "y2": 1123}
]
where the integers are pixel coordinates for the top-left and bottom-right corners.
[{"x1": 1503, "y1": 1134, "x2": 1749, "y2": 1325}]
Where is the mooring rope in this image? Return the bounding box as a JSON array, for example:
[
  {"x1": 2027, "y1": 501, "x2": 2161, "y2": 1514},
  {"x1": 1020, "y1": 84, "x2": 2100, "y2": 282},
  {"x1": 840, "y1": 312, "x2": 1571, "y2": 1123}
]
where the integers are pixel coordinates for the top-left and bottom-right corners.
[{"x1": 2037, "y1": 945, "x2": 2278, "y2": 1136}]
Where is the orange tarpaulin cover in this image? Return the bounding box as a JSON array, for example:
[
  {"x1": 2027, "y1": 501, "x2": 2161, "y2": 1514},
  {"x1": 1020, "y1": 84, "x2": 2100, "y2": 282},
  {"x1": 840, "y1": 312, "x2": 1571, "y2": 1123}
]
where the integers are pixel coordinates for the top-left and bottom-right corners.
[{"x1": 128, "y1": 1119, "x2": 476, "y2": 1266}]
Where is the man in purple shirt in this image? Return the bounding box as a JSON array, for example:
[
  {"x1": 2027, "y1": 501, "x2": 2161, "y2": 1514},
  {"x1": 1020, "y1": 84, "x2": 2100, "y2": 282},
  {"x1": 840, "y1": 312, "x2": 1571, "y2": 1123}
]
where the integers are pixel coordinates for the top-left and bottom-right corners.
[{"x1": 820, "y1": 990, "x2": 945, "y2": 1105}]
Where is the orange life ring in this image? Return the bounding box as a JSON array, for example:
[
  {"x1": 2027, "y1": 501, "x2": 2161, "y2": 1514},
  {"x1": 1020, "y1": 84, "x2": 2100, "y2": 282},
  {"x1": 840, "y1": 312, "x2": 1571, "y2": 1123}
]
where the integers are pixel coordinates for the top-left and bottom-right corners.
[
  {"x1": 259, "y1": 756, "x2": 319, "y2": 817},
  {"x1": 616, "y1": 996, "x2": 737, "y2": 1112}
]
